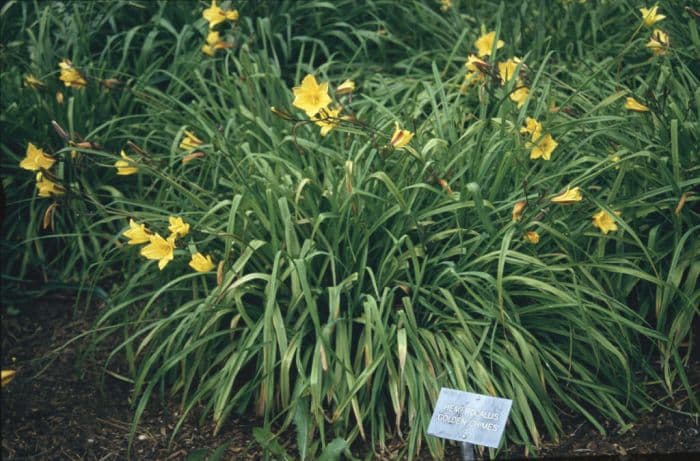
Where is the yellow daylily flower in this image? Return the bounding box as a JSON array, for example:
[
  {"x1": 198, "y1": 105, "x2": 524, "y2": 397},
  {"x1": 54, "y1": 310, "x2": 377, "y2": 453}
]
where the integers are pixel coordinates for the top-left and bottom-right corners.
[
  {"x1": 529, "y1": 133, "x2": 557, "y2": 161},
  {"x1": 179, "y1": 131, "x2": 204, "y2": 150},
  {"x1": 498, "y1": 57, "x2": 522, "y2": 84},
  {"x1": 35, "y1": 172, "x2": 64, "y2": 198},
  {"x1": 140, "y1": 233, "x2": 177, "y2": 270},
  {"x1": 313, "y1": 107, "x2": 342, "y2": 136},
  {"x1": 168, "y1": 216, "x2": 190, "y2": 238},
  {"x1": 463, "y1": 55, "x2": 489, "y2": 90},
  {"x1": 205, "y1": 31, "x2": 224, "y2": 46},
  {"x1": 189, "y1": 252, "x2": 215, "y2": 272},
  {"x1": 20, "y1": 143, "x2": 55, "y2": 171},
  {"x1": 24, "y1": 74, "x2": 44, "y2": 89},
  {"x1": 475, "y1": 31, "x2": 504, "y2": 57},
  {"x1": 625, "y1": 97, "x2": 650, "y2": 112},
  {"x1": 389, "y1": 123, "x2": 414, "y2": 149},
  {"x1": 465, "y1": 54, "x2": 489, "y2": 73},
  {"x1": 440, "y1": 0, "x2": 452, "y2": 12},
  {"x1": 292, "y1": 74, "x2": 332, "y2": 117},
  {"x1": 510, "y1": 86, "x2": 529, "y2": 108},
  {"x1": 512, "y1": 200, "x2": 527, "y2": 222},
  {"x1": 646, "y1": 29, "x2": 669, "y2": 56},
  {"x1": 58, "y1": 59, "x2": 86, "y2": 89},
  {"x1": 202, "y1": 0, "x2": 239, "y2": 27},
  {"x1": 551, "y1": 187, "x2": 583, "y2": 204},
  {"x1": 201, "y1": 30, "x2": 231, "y2": 56},
  {"x1": 592, "y1": 210, "x2": 621, "y2": 234},
  {"x1": 336, "y1": 79, "x2": 356, "y2": 95},
  {"x1": 524, "y1": 231, "x2": 540, "y2": 244},
  {"x1": 520, "y1": 117, "x2": 543, "y2": 140},
  {"x1": 1, "y1": 370, "x2": 16, "y2": 388},
  {"x1": 123, "y1": 219, "x2": 151, "y2": 245},
  {"x1": 115, "y1": 150, "x2": 138, "y2": 175},
  {"x1": 201, "y1": 44, "x2": 215, "y2": 57},
  {"x1": 640, "y1": 6, "x2": 665, "y2": 27}
]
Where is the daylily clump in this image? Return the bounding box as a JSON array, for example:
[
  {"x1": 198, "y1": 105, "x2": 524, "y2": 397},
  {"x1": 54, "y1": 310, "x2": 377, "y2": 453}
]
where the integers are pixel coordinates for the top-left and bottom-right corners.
[{"x1": 7, "y1": 5, "x2": 696, "y2": 459}]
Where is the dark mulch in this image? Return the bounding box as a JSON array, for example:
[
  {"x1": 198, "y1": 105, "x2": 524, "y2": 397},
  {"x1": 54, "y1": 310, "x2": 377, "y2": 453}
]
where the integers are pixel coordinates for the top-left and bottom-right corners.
[{"x1": 1, "y1": 297, "x2": 698, "y2": 460}]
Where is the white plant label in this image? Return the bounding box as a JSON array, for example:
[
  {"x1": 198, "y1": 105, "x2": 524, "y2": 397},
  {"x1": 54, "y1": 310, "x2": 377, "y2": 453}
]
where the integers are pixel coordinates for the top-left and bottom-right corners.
[{"x1": 427, "y1": 387, "x2": 512, "y2": 448}]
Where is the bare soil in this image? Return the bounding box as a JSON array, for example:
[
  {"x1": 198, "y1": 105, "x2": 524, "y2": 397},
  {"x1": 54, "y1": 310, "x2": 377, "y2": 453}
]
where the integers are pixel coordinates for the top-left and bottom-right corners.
[{"x1": 2, "y1": 298, "x2": 698, "y2": 460}]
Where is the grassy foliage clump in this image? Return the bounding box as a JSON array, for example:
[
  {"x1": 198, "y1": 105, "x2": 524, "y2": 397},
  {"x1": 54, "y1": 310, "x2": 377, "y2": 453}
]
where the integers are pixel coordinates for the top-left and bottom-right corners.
[{"x1": 1, "y1": 0, "x2": 698, "y2": 458}]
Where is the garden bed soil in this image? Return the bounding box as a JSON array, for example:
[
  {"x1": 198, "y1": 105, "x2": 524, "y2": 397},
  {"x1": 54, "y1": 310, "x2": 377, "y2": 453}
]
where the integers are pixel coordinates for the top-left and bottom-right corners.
[{"x1": 2, "y1": 298, "x2": 698, "y2": 460}]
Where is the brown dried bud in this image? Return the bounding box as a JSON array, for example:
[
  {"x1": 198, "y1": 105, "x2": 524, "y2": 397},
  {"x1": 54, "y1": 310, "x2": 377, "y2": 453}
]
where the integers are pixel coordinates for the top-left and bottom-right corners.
[
  {"x1": 42, "y1": 202, "x2": 59, "y2": 230},
  {"x1": 437, "y1": 178, "x2": 453, "y2": 194},
  {"x1": 675, "y1": 192, "x2": 689, "y2": 216},
  {"x1": 182, "y1": 151, "x2": 206, "y2": 164},
  {"x1": 217, "y1": 261, "x2": 224, "y2": 286},
  {"x1": 101, "y1": 78, "x2": 122, "y2": 89}
]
